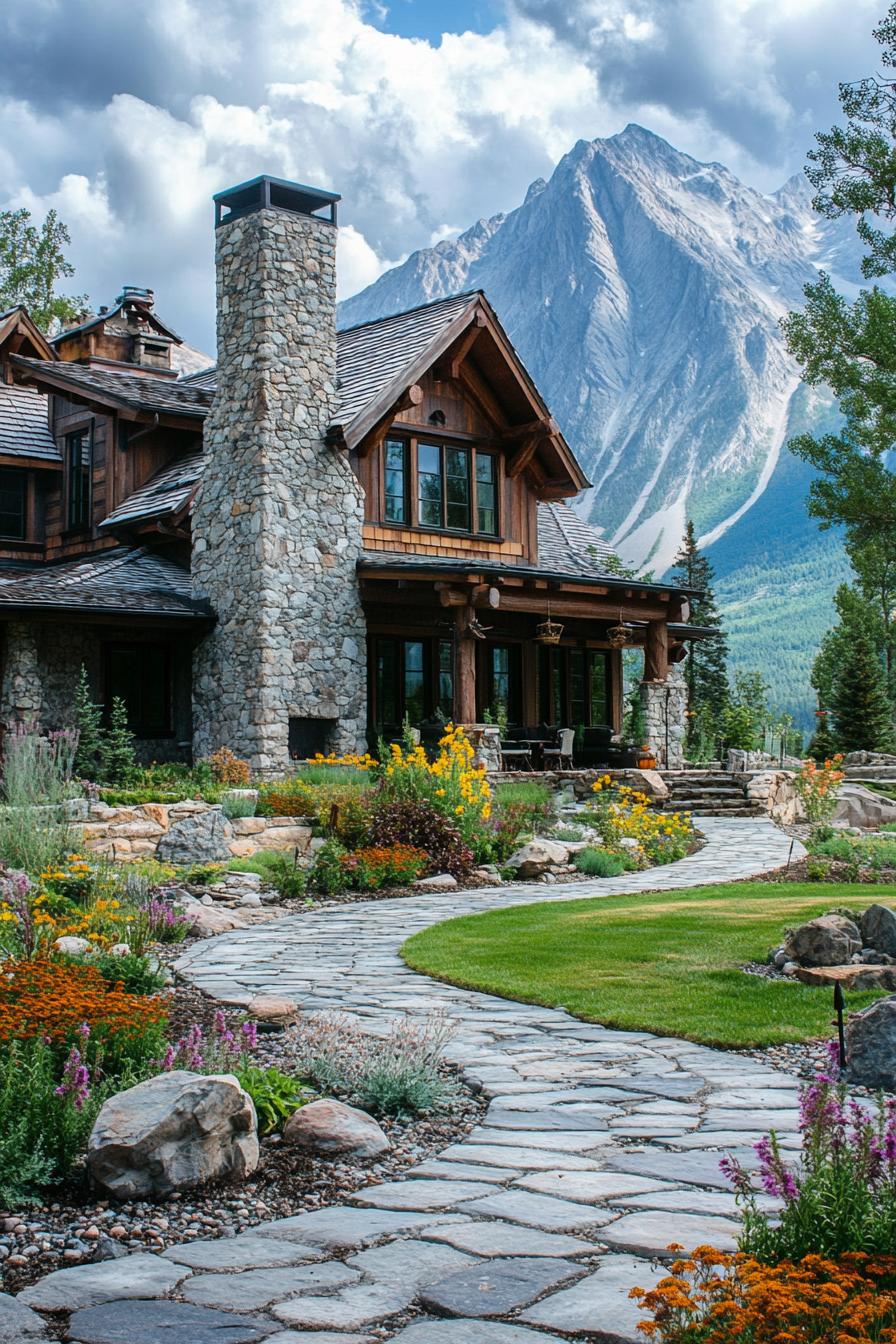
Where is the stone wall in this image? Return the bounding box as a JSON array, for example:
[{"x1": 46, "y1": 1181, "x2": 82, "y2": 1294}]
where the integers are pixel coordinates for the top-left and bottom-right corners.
[
  {"x1": 192, "y1": 204, "x2": 367, "y2": 773},
  {"x1": 640, "y1": 663, "x2": 687, "y2": 769},
  {"x1": 743, "y1": 770, "x2": 805, "y2": 825},
  {"x1": 80, "y1": 799, "x2": 313, "y2": 861}
]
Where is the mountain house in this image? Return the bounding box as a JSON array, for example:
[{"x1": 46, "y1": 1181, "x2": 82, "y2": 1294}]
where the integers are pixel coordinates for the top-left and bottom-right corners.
[{"x1": 0, "y1": 175, "x2": 705, "y2": 772}]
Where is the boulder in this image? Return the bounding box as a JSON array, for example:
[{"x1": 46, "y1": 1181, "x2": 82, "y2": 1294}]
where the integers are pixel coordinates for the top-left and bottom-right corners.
[
  {"x1": 506, "y1": 838, "x2": 570, "y2": 878},
  {"x1": 860, "y1": 904, "x2": 896, "y2": 958},
  {"x1": 784, "y1": 914, "x2": 862, "y2": 967},
  {"x1": 413, "y1": 873, "x2": 458, "y2": 891},
  {"x1": 54, "y1": 935, "x2": 92, "y2": 956},
  {"x1": 627, "y1": 769, "x2": 668, "y2": 800},
  {"x1": 108, "y1": 942, "x2": 131, "y2": 957},
  {"x1": 0, "y1": 1292, "x2": 48, "y2": 1341},
  {"x1": 87, "y1": 1070, "x2": 258, "y2": 1198},
  {"x1": 834, "y1": 783, "x2": 896, "y2": 830},
  {"x1": 795, "y1": 964, "x2": 896, "y2": 991},
  {"x1": 246, "y1": 994, "x2": 298, "y2": 1026},
  {"x1": 158, "y1": 809, "x2": 233, "y2": 864},
  {"x1": 846, "y1": 995, "x2": 896, "y2": 1089},
  {"x1": 282, "y1": 1099, "x2": 390, "y2": 1158},
  {"x1": 184, "y1": 904, "x2": 250, "y2": 937}
]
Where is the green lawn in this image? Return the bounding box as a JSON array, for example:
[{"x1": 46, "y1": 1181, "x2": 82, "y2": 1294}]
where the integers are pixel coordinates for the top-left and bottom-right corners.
[{"x1": 401, "y1": 882, "x2": 894, "y2": 1048}]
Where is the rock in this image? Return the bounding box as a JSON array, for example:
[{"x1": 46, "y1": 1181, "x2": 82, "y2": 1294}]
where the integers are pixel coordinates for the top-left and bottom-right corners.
[
  {"x1": 627, "y1": 769, "x2": 668, "y2": 799},
  {"x1": 65, "y1": 1299, "x2": 278, "y2": 1343},
  {"x1": 17, "y1": 1253, "x2": 187, "y2": 1311},
  {"x1": 847, "y1": 995, "x2": 896, "y2": 1089},
  {"x1": 861, "y1": 948, "x2": 895, "y2": 965},
  {"x1": 784, "y1": 914, "x2": 861, "y2": 967},
  {"x1": 506, "y1": 839, "x2": 570, "y2": 878},
  {"x1": 185, "y1": 905, "x2": 250, "y2": 937},
  {"x1": 794, "y1": 964, "x2": 896, "y2": 991},
  {"x1": 772, "y1": 948, "x2": 788, "y2": 968},
  {"x1": 240, "y1": 892, "x2": 262, "y2": 907},
  {"x1": 0, "y1": 1291, "x2": 48, "y2": 1340},
  {"x1": 54, "y1": 935, "x2": 92, "y2": 956},
  {"x1": 834, "y1": 783, "x2": 896, "y2": 830},
  {"x1": 419, "y1": 1256, "x2": 584, "y2": 1318},
  {"x1": 158, "y1": 809, "x2": 233, "y2": 864},
  {"x1": 282, "y1": 1099, "x2": 390, "y2": 1158},
  {"x1": 861, "y1": 904, "x2": 896, "y2": 957},
  {"x1": 413, "y1": 873, "x2": 458, "y2": 891},
  {"x1": 782, "y1": 961, "x2": 800, "y2": 976},
  {"x1": 87, "y1": 1070, "x2": 259, "y2": 1198},
  {"x1": 108, "y1": 943, "x2": 131, "y2": 957},
  {"x1": 471, "y1": 866, "x2": 504, "y2": 886},
  {"x1": 246, "y1": 994, "x2": 298, "y2": 1025}
]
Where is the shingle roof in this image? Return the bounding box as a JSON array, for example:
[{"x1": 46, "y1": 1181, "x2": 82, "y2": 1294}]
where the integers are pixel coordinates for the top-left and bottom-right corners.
[
  {"x1": 0, "y1": 547, "x2": 212, "y2": 620},
  {"x1": 11, "y1": 356, "x2": 213, "y2": 419},
  {"x1": 0, "y1": 384, "x2": 60, "y2": 462},
  {"x1": 100, "y1": 452, "x2": 203, "y2": 530},
  {"x1": 537, "y1": 501, "x2": 617, "y2": 578}
]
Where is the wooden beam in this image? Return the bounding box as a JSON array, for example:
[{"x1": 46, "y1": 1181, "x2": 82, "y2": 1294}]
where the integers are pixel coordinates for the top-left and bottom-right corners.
[
  {"x1": 455, "y1": 361, "x2": 507, "y2": 430},
  {"x1": 454, "y1": 607, "x2": 477, "y2": 723},
  {"x1": 644, "y1": 619, "x2": 669, "y2": 682},
  {"x1": 436, "y1": 584, "x2": 469, "y2": 607},
  {"x1": 497, "y1": 590, "x2": 670, "y2": 621},
  {"x1": 355, "y1": 383, "x2": 424, "y2": 457},
  {"x1": 434, "y1": 314, "x2": 487, "y2": 380},
  {"x1": 503, "y1": 418, "x2": 550, "y2": 444},
  {"x1": 507, "y1": 434, "x2": 541, "y2": 479}
]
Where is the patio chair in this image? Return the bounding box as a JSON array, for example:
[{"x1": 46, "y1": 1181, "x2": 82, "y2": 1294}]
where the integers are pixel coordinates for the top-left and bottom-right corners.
[
  {"x1": 543, "y1": 727, "x2": 575, "y2": 770},
  {"x1": 499, "y1": 740, "x2": 532, "y2": 771}
]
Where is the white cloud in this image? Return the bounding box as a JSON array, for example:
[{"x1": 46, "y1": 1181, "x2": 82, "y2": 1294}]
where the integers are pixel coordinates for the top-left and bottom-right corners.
[{"x1": 0, "y1": 0, "x2": 883, "y2": 351}]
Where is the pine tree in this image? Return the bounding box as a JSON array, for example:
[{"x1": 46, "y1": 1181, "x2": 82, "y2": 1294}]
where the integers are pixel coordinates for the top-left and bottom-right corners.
[
  {"x1": 73, "y1": 665, "x2": 103, "y2": 780},
  {"x1": 831, "y1": 625, "x2": 896, "y2": 753},
  {"x1": 98, "y1": 697, "x2": 138, "y2": 785},
  {"x1": 807, "y1": 710, "x2": 838, "y2": 761},
  {"x1": 669, "y1": 521, "x2": 730, "y2": 748}
]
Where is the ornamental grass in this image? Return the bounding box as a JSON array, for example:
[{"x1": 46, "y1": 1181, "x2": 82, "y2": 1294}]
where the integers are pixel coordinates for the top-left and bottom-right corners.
[{"x1": 632, "y1": 1247, "x2": 896, "y2": 1343}]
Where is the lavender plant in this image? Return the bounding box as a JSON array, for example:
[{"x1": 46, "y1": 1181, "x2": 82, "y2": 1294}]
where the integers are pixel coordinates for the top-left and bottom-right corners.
[
  {"x1": 723, "y1": 1042, "x2": 896, "y2": 1260},
  {"x1": 0, "y1": 722, "x2": 80, "y2": 872}
]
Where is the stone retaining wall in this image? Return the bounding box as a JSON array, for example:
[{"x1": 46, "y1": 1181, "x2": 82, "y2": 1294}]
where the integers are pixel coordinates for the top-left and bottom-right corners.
[{"x1": 79, "y1": 799, "x2": 313, "y2": 862}]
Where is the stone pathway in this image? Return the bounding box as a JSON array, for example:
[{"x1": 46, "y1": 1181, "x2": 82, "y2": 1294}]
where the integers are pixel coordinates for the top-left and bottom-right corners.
[{"x1": 13, "y1": 818, "x2": 805, "y2": 1344}]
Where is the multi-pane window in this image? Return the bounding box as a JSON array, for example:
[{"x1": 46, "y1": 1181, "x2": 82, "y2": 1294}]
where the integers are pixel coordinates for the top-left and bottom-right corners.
[
  {"x1": 438, "y1": 640, "x2": 454, "y2": 719},
  {"x1": 371, "y1": 636, "x2": 456, "y2": 738},
  {"x1": 0, "y1": 469, "x2": 27, "y2": 541},
  {"x1": 384, "y1": 438, "x2": 407, "y2": 523},
  {"x1": 403, "y1": 640, "x2": 425, "y2": 725},
  {"x1": 66, "y1": 428, "x2": 91, "y2": 530},
  {"x1": 541, "y1": 647, "x2": 611, "y2": 727},
  {"x1": 105, "y1": 643, "x2": 172, "y2": 736},
  {"x1": 384, "y1": 438, "x2": 498, "y2": 536}
]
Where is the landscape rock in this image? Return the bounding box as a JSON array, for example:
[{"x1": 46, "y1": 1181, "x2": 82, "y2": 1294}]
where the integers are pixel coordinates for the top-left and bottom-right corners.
[
  {"x1": 796, "y1": 963, "x2": 896, "y2": 991},
  {"x1": 834, "y1": 783, "x2": 896, "y2": 830},
  {"x1": 282, "y1": 1099, "x2": 390, "y2": 1158},
  {"x1": 17, "y1": 1253, "x2": 188, "y2": 1311},
  {"x1": 784, "y1": 914, "x2": 861, "y2": 967},
  {"x1": 246, "y1": 993, "x2": 299, "y2": 1025},
  {"x1": 506, "y1": 839, "x2": 570, "y2": 878},
  {"x1": 54, "y1": 935, "x2": 92, "y2": 956},
  {"x1": 847, "y1": 995, "x2": 896, "y2": 1089},
  {"x1": 413, "y1": 873, "x2": 458, "y2": 891},
  {"x1": 185, "y1": 904, "x2": 250, "y2": 936},
  {"x1": 87, "y1": 1070, "x2": 259, "y2": 1198},
  {"x1": 860, "y1": 904, "x2": 896, "y2": 958},
  {"x1": 65, "y1": 1299, "x2": 278, "y2": 1344},
  {"x1": 0, "y1": 1291, "x2": 48, "y2": 1340},
  {"x1": 158, "y1": 809, "x2": 233, "y2": 864}
]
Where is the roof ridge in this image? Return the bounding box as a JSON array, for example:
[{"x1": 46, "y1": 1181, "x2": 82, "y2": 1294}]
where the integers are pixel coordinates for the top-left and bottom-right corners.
[{"x1": 336, "y1": 289, "x2": 481, "y2": 336}]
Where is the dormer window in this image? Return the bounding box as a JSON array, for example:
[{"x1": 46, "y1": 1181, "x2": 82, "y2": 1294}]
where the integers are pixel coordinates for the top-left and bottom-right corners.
[{"x1": 382, "y1": 436, "x2": 498, "y2": 537}]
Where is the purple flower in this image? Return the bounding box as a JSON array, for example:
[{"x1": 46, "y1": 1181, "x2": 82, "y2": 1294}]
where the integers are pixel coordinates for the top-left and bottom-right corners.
[
  {"x1": 55, "y1": 1045, "x2": 91, "y2": 1110},
  {"x1": 241, "y1": 1020, "x2": 258, "y2": 1053},
  {"x1": 719, "y1": 1153, "x2": 752, "y2": 1195}
]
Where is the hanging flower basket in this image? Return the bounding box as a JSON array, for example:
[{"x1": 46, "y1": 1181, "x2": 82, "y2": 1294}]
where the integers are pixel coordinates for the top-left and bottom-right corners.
[
  {"x1": 536, "y1": 618, "x2": 564, "y2": 645},
  {"x1": 607, "y1": 622, "x2": 630, "y2": 648}
]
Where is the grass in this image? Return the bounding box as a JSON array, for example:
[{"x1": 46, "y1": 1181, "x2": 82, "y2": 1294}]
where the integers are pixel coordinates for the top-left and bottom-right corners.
[
  {"x1": 493, "y1": 780, "x2": 555, "y2": 810},
  {"x1": 401, "y1": 882, "x2": 895, "y2": 1048}
]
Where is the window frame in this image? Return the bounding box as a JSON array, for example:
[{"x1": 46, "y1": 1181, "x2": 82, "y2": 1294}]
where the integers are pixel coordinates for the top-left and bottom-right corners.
[
  {"x1": 539, "y1": 645, "x2": 612, "y2": 728},
  {"x1": 380, "y1": 434, "x2": 500, "y2": 538},
  {"x1": 103, "y1": 641, "x2": 174, "y2": 738},
  {"x1": 65, "y1": 423, "x2": 93, "y2": 533},
  {"x1": 0, "y1": 468, "x2": 29, "y2": 542}
]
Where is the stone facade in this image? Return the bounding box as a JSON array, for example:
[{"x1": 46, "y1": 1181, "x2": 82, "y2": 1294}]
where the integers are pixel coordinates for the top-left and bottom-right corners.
[
  {"x1": 192, "y1": 204, "x2": 367, "y2": 772},
  {"x1": 80, "y1": 798, "x2": 313, "y2": 861},
  {"x1": 640, "y1": 663, "x2": 687, "y2": 769}
]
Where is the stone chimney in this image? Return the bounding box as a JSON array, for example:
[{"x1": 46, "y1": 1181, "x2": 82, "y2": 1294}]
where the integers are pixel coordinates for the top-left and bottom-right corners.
[{"x1": 192, "y1": 175, "x2": 367, "y2": 771}]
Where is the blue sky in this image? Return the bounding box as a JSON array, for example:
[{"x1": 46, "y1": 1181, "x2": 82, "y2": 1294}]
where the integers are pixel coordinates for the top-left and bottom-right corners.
[{"x1": 367, "y1": 0, "x2": 502, "y2": 40}]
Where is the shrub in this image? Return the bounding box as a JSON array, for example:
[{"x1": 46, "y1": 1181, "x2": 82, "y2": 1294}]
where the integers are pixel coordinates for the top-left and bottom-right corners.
[
  {"x1": 221, "y1": 790, "x2": 256, "y2": 819},
  {"x1": 488, "y1": 783, "x2": 555, "y2": 861},
  {"x1": 227, "y1": 851, "x2": 306, "y2": 901},
  {"x1": 180, "y1": 861, "x2": 227, "y2": 886},
  {"x1": 378, "y1": 725, "x2": 492, "y2": 855},
  {"x1": 369, "y1": 800, "x2": 474, "y2": 878},
  {"x1": 233, "y1": 1064, "x2": 310, "y2": 1135},
  {"x1": 73, "y1": 665, "x2": 103, "y2": 781},
  {"x1": 98, "y1": 697, "x2": 139, "y2": 786},
  {"x1": 307, "y1": 837, "x2": 350, "y2": 894},
  {"x1": 257, "y1": 780, "x2": 316, "y2": 818},
  {"x1": 207, "y1": 747, "x2": 251, "y2": 787},
  {"x1": 805, "y1": 856, "x2": 832, "y2": 882},
  {"x1": 286, "y1": 1011, "x2": 455, "y2": 1117},
  {"x1": 631, "y1": 1247, "x2": 896, "y2": 1344},
  {"x1": 86, "y1": 951, "x2": 167, "y2": 996},
  {"x1": 0, "y1": 957, "x2": 168, "y2": 1073},
  {"x1": 794, "y1": 754, "x2": 845, "y2": 829},
  {"x1": 340, "y1": 844, "x2": 428, "y2": 891},
  {"x1": 588, "y1": 776, "x2": 693, "y2": 866},
  {"x1": 0, "y1": 723, "x2": 78, "y2": 873},
  {"x1": 722, "y1": 1055, "x2": 896, "y2": 1261},
  {"x1": 573, "y1": 846, "x2": 626, "y2": 877}
]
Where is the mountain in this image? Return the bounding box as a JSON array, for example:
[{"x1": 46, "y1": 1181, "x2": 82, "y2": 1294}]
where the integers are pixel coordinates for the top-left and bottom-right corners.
[{"x1": 339, "y1": 125, "x2": 863, "y2": 728}]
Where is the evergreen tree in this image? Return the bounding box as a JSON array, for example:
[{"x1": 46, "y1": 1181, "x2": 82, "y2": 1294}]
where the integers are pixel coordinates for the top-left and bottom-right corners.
[
  {"x1": 807, "y1": 710, "x2": 838, "y2": 762},
  {"x1": 73, "y1": 665, "x2": 103, "y2": 780},
  {"x1": 831, "y1": 625, "x2": 896, "y2": 752},
  {"x1": 98, "y1": 698, "x2": 138, "y2": 786},
  {"x1": 669, "y1": 521, "x2": 730, "y2": 748}
]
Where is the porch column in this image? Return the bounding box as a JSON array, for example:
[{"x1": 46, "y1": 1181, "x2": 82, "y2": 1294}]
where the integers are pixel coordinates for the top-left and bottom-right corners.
[
  {"x1": 453, "y1": 608, "x2": 477, "y2": 724},
  {"x1": 0, "y1": 621, "x2": 43, "y2": 730},
  {"x1": 643, "y1": 620, "x2": 669, "y2": 682},
  {"x1": 640, "y1": 662, "x2": 688, "y2": 769}
]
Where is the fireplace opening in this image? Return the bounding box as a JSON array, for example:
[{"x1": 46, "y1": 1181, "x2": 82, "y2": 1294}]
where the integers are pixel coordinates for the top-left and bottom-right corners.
[{"x1": 288, "y1": 716, "x2": 337, "y2": 761}]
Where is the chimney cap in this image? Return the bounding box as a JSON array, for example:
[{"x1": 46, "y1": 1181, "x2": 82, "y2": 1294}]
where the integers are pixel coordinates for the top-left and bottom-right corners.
[{"x1": 214, "y1": 175, "x2": 340, "y2": 228}]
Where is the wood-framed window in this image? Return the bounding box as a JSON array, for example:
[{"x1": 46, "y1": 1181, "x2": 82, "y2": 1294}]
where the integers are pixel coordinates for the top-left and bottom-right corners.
[
  {"x1": 104, "y1": 641, "x2": 173, "y2": 737},
  {"x1": 481, "y1": 642, "x2": 523, "y2": 725},
  {"x1": 66, "y1": 425, "x2": 92, "y2": 531},
  {"x1": 539, "y1": 646, "x2": 611, "y2": 728},
  {"x1": 0, "y1": 469, "x2": 28, "y2": 541},
  {"x1": 381, "y1": 436, "x2": 499, "y2": 537},
  {"x1": 369, "y1": 635, "x2": 455, "y2": 739}
]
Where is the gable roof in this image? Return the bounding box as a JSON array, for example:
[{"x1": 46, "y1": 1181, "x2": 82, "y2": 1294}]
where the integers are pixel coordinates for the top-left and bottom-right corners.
[
  {"x1": 0, "y1": 546, "x2": 212, "y2": 620},
  {"x1": 0, "y1": 306, "x2": 57, "y2": 362},
  {"x1": 10, "y1": 355, "x2": 212, "y2": 421},
  {"x1": 50, "y1": 297, "x2": 182, "y2": 347}
]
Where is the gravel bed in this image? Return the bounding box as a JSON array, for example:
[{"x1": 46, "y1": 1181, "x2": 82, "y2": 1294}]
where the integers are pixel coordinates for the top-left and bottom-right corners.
[{"x1": 0, "y1": 987, "x2": 486, "y2": 1295}]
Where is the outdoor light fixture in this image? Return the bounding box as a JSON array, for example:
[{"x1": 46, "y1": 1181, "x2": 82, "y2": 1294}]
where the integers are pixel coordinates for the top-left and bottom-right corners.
[
  {"x1": 607, "y1": 610, "x2": 631, "y2": 648},
  {"x1": 536, "y1": 598, "x2": 563, "y2": 644}
]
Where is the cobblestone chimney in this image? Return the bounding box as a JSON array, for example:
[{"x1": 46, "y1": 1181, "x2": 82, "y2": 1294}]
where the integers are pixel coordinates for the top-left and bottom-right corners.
[{"x1": 192, "y1": 176, "x2": 367, "y2": 771}]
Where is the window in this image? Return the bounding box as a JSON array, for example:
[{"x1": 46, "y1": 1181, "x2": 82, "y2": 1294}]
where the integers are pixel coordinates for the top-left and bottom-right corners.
[
  {"x1": 438, "y1": 640, "x2": 454, "y2": 719},
  {"x1": 404, "y1": 640, "x2": 425, "y2": 725},
  {"x1": 371, "y1": 636, "x2": 453, "y2": 738},
  {"x1": 483, "y1": 643, "x2": 522, "y2": 725},
  {"x1": 384, "y1": 438, "x2": 408, "y2": 523},
  {"x1": 0, "y1": 469, "x2": 27, "y2": 541},
  {"x1": 105, "y1": 643, "x2": 172, "y2": 736},
  {"x1": 388, "y1": 437, "x2": 498, "y2": 536},
  {"x1": 540, "y1": 647, "x2": 610, "y2": 727},
  {"x1": 66, "y1": 428, "x2": 92, "y2": 530}
]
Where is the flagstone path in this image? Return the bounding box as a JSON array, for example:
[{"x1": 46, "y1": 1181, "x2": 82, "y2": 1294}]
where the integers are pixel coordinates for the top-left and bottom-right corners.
[{"x1": 17, "y1": 818, "x2": 804, "y2": 1343}]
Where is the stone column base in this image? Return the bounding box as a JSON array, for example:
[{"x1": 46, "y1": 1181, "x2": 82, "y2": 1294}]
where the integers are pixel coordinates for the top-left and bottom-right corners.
[{"x1": 640, "y1": 665, "x2": 687, "y2": 769}]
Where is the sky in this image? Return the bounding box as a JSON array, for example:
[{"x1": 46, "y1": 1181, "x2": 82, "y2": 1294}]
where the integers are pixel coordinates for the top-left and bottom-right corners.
[{"x1": 0, "y1": 0, "x2": 884, "y2": 355}]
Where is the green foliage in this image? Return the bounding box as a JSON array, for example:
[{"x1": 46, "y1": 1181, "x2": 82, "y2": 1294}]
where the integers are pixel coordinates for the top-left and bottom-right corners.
[
  {"x1": 86, "y1": 952, "x2": 167, "y2": 996},
  {"x1": 307, "y1": 837, "x2": 350, "y2": 894},
  {"x1": 0, "y1": 724, "x2": 77, "y2": 873},
  {"x1": 233, "y1": 1064, "x2": 310, "y2": 1135},
  {"x1": 622, "y1": 681, "x2": 648, "y2": 748},
  {"x1": 807, "y1": 712, "x2": 839, "y2": 761},
  {"x1": 227, "y1": 851, "x2": 307, "y2": 900},
  {"x1": 73, "y1": 665, "x2": 103, "y2": 780},
  {"x1": 369, "y1": 800, "x2": 474, "y2": 878},
  {"x1": 221, "y1": 791, "x2": 256, "y2": 819},
  {"x1": 830, "y1": 623, "x2": 896, "y2": 752},
  {"x1": 670, "y1": 520, "x2": 730, "y2": 747},
  {"x1": 179, "y1": 861, "x2": 227, "y2": 886},
  {"x1": 573, "y1": 846, "x2": 626, "y2": 877},
  {"x1": 721, "y1": 671, "x2": 771, "y2": 751},
  {"x1": 98, "y1": 697, "x2": 138, "y2": 786},
  {"x1": 0, "y1": 206, "x2": 87, "y2": 332}
]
